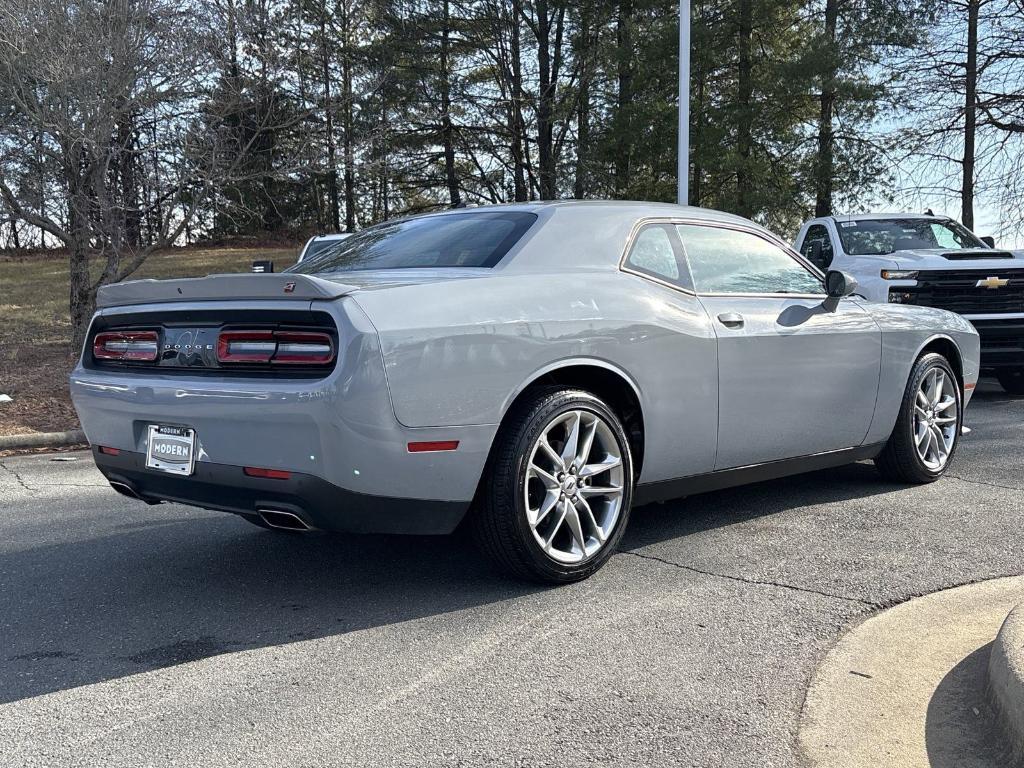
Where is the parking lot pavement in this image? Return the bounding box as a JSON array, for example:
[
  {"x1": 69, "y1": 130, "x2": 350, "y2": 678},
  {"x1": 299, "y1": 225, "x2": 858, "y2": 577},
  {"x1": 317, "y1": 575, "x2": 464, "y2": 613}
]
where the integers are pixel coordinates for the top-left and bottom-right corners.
[{"x1": 0, "y1": 382, "x2": 1021, "y2": 767}]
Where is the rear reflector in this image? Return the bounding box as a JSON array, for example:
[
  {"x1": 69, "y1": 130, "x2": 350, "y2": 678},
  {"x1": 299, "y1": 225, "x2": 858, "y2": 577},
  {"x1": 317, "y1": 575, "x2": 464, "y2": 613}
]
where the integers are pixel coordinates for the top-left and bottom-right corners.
[
  {"x1": 407, "y1": 440, "x2": 460, "y2": 453},
  {"x1": 243, "y1": 466, "x2": 292, "y2": 480},
  {"x1": 93, "y1": 331, "x2": 159, "y2": 362},
  {"x1": 98, "y1": 446, "x2": 120, "y2": 456},
  {"x1": 217, "y1": 330, "x2": 334, "y2": 365}
]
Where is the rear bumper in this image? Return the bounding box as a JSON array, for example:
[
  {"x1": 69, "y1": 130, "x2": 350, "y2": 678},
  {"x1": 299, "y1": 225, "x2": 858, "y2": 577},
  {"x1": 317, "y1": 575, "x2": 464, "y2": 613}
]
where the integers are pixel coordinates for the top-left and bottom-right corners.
[{"x1": 94, "y1": 447, "x2": 470, "y2": 535}]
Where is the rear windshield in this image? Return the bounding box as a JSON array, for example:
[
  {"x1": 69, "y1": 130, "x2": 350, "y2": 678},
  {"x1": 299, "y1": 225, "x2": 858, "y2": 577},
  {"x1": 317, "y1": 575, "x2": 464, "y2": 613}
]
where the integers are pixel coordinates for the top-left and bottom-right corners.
[
  {"x1": 835, "y1": 218, "x2": 985, "y2": 255},
  {"x1": 289, "y1": 211, "x2": 537, "y2": 273},
  {"x1": 303, "y1": 238, "x2": 347, "y2": 261}
]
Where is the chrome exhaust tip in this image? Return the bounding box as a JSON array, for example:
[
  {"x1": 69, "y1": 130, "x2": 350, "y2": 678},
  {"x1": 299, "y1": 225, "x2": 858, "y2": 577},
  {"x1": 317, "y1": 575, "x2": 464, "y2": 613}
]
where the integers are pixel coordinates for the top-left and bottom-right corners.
[
  {"x1": 258, "y1": 509, "x2": 311, "y2": 532},
  {"x1": 109, "y1": 480, "x2": 141, "y2": 500},
  {"x1": 108, "y1": 480, "x2": 161, "y2": 505}
]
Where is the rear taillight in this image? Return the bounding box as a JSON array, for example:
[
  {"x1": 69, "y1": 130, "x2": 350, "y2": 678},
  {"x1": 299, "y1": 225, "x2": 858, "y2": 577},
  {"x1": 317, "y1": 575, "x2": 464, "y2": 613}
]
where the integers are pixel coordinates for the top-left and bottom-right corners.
[
  {"x1": 93, "y1": 331, "x2": 159, "y2": 362},
  {"x1": 272, "y1": 331, "x2": 335, "y2": 364},
  {"x1": 217, "y1": 330, "x2": 276, "y2": 363},
  {"x1": 217, "y1": 330, "x2": 335, "y2": 365}
]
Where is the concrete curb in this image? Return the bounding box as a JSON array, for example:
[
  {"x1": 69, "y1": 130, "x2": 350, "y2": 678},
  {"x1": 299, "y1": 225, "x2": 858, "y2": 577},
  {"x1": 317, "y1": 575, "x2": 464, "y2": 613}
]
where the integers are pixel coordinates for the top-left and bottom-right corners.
[
  {"x1": 989, "y1": 604, "x2": 1024, "y2": 766},
  {"x1": 0, "y1": 429, "x2": 86, "y2": 450}
]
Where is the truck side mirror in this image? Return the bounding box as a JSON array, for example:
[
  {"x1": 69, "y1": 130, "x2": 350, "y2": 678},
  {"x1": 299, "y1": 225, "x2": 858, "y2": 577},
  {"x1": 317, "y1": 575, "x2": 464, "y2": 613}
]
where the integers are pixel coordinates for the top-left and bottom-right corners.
[
  {"x1": 251, "y1": 260, "x2": 274, "y2": 273},
  {"x1": 981, "y1": 235, "x2": 995, "y2": 248}
]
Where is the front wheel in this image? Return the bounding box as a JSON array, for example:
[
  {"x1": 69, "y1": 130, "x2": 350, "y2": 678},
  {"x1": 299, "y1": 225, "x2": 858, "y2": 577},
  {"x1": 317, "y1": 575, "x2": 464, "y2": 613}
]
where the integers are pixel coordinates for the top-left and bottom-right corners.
[
  {"x1": 875, "y1": 353, "x2": 961, "y2": 484},
  {"x1": 996, "y1": 367, "x2": 1024, "y2": 395},
  {"x1": 473, "y1": 387, "x2": 634, "y2": 583}
]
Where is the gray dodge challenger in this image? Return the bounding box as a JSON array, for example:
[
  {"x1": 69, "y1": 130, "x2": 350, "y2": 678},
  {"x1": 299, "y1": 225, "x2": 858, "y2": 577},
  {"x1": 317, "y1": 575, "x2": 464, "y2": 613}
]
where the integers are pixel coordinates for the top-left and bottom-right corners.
[{"x1": 71, "y1": 202, "x2": 980, "y2": 583}]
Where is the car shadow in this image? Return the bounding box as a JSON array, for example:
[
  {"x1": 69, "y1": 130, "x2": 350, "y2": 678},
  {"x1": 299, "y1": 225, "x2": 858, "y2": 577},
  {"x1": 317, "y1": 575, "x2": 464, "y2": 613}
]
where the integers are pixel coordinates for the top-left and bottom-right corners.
[
  {"x1": 0, "y1": 460, "x2": 945, "y2": 706},
  {"x1": 622, "y1": 460, "x2": 906, "y2": 551},
  {"x1": 1, "y1": 520, "x2": 543, "y2": 705}
]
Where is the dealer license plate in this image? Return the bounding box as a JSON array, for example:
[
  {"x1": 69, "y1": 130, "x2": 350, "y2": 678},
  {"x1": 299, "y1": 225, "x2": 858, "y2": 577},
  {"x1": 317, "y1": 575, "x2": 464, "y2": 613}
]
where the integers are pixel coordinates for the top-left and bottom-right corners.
[{"x1": 145, "y1": 425, "x2": 196, "y2": 476}]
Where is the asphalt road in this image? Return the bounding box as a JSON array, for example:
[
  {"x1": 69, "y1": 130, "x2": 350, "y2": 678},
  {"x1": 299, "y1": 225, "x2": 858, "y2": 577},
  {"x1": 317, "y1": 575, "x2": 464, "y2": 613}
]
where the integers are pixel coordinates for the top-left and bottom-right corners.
[{"x1": 1, "y1": 382, "x2": 1021, "y2": 767}]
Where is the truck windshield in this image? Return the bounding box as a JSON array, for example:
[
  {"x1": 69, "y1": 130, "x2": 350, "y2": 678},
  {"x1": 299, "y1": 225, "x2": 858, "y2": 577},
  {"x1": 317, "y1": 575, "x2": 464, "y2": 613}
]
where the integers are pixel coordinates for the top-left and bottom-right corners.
[
  {"x1": 289, "y1": 211, "x2": 537, "y2": 273},
  {"x1": 835, "y1": 218, "x2": 985, "y2": 255}
]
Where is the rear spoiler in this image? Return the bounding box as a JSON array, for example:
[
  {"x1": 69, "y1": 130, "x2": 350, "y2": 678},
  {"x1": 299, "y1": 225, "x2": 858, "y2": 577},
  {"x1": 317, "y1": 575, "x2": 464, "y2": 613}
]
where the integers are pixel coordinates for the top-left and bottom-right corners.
[{"x1": 96, "y1": 273, "x2": 358, "y2": 309}]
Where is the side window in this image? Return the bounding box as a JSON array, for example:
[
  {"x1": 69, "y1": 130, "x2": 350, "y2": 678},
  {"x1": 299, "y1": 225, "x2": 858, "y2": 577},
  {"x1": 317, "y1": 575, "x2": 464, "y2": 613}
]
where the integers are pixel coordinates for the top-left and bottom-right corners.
[
  {"x1": 677, "y1": 224, "x2": 824, "y2": 296},
  {"x1": 800, "y1": 224, "x2": 834, "y2": 270},
  {"x1": 624, "y1": 225, "x2": 692, "y2": 289}
]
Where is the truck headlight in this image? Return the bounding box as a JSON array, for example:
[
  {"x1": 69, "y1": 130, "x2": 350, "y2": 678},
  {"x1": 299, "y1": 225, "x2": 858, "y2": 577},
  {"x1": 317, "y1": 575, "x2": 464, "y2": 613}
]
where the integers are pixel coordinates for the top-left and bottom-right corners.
[{"x1": 880, "y1": 270, "x2": 919, "y2": 280}]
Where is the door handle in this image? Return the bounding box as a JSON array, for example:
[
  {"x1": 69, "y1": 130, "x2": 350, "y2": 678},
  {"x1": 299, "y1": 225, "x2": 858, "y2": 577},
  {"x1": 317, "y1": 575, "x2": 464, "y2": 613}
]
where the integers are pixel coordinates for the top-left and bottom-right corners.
[{"x1": 717, "y1": 312, "x2": 745, "y2": 328}]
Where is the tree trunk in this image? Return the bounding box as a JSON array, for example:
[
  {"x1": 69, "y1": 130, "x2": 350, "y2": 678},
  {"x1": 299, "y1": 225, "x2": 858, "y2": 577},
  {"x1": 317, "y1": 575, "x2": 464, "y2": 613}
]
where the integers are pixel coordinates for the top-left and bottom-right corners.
[
  {"x1": 440, "y1": 0, "x2": 461, "y2": 207},
  {"x1": 535, "y1": 0, "x2": 557, "y2": 200},
  {"x1": 614, "y1": 0, "x2": 634, "y2": 197},
  {"x1": 341, "y1": 1, "x2": 356, "y2": 232},
  {"x1": 510, "y1": 0, "x2": 528, "y2": 201},
  {"x1": 69, "y1": 244, "x2": 95, "y2": 351},
  {"x1": 962, "y1": 0, "x2": 979, "y2": 229},
  {"x1": 574, "y1": 7, "x2": 591, "y2": 200},
  {"x1": 320, "y1": 2, "x2": 341, "y2": 232},
  {"x1": 690, "y1": 24, "x2": 707, "y2": 207},
  {"x1": 815, "y1": 0, "x2": 839, "y2": 217},
  {"x1": 735, "y1": 0, "x2": 753, "y2": 218}
]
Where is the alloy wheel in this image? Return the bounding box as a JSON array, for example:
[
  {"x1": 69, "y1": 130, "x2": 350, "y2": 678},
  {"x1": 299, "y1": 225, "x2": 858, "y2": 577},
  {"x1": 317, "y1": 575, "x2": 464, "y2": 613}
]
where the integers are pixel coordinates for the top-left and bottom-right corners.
[
  {"x1": 523, "y1": 410, "x2": 626, "y2": 565},
  {"x1": 913, "y1": 367, "x2": 958, "y2": 471}
]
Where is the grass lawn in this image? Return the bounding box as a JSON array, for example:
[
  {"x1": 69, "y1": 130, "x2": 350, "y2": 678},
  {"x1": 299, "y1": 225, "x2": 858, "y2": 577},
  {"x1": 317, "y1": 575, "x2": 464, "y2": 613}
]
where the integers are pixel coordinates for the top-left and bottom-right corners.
[{"x1": 0, "y1": 245, "x2": 297, "y2": 436}]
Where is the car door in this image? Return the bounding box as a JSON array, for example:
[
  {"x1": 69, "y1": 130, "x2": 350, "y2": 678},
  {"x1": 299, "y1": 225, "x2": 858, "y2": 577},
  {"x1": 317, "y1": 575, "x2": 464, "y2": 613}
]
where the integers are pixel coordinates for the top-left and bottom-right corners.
[
  {"x1": 620, "y1": 223, "x2": 719, "y2": 480},
  {"x1": 675, "y1": 222, "x2": 882, "y2": 470}
]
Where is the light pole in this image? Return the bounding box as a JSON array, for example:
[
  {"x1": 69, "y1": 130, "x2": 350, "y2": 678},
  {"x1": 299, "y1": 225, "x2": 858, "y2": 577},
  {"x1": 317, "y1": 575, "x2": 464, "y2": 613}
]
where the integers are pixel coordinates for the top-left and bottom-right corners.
[{"x1": 677, "y1": 0, "x2": 690, "y2": 206}]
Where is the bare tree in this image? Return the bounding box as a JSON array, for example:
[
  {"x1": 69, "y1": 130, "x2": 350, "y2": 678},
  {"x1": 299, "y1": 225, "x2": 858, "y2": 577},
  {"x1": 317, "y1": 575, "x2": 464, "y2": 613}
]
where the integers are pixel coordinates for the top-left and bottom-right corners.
[
  {"x1": 896, "y1": 0, "x2": 1024, "y2": 234},
  {"x1": 0, "y1": 0, "x2": 280, "y2": 346}
]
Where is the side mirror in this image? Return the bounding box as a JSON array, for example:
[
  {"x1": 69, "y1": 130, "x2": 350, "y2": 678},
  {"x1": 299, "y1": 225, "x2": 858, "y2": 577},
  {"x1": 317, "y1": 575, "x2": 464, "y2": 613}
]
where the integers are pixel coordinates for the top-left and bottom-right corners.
[
  {"x1": 252, "y1": 260, "x2": 274, "y2": 273},
  {"x1": 981, "y1": 235, "x2": 995, "y2": 248},
  {"x1": 825, "y1": 270, "x2": 858, "y2": 299}
]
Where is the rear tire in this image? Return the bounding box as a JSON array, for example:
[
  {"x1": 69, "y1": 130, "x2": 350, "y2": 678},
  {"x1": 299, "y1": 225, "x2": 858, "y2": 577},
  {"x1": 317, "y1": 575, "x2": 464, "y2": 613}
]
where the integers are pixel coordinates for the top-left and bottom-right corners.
[
  {"x1": 875, "y1": 353, "x2": 961, "y2": 484},
  {"x1": 996, "y1": 367, "x2": 1024, "y2": 395},
  {"x1": 473, "y1": 387, "x2": 634, "y2": 584}
]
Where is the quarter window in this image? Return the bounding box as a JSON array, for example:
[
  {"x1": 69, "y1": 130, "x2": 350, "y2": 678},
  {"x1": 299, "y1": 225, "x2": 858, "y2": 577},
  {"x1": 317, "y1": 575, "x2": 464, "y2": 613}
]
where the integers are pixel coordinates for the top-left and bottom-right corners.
[
  {"x1": 624, "y1": 224, "x2": 692, "y2": 289},
  {"x1": 677, "y1": 224, "x2": 824, "y2": 295}
]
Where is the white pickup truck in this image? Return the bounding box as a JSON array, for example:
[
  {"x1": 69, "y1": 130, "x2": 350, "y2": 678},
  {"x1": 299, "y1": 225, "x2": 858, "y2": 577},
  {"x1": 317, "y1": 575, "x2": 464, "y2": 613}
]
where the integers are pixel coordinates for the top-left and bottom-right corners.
[{"x1": 794, "y1": 213, "x2": 1024, "y2": 394}]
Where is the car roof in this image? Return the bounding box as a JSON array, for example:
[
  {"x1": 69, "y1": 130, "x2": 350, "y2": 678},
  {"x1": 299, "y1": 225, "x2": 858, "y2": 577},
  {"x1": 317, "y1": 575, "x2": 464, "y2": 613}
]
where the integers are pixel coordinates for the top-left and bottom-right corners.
[
  {"x1": 310, "y1": 233, "x2": 350, "y2": 241},
  {"x1": 402, "y1": 199, "x2": 758, "y2": 228},
  {"x1": 828, "y1": 213, "x2": 947, "y2": 222}
]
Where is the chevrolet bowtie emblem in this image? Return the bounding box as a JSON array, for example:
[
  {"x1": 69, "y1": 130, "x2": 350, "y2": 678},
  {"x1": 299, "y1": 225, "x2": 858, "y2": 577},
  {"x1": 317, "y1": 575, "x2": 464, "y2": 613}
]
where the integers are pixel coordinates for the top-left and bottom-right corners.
[{"x1": 976, "y1": 276, "x2": 1009, "y2": 289}]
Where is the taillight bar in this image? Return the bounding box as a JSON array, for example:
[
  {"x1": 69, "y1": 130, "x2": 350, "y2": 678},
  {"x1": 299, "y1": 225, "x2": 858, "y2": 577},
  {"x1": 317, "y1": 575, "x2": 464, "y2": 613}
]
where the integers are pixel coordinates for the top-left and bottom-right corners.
[
  {"x1": 93, "y1": 331, "x2": 159, "y2": 362},
  {"x1": 217, "y1": 330, "x2": 335, "y2": 365}
]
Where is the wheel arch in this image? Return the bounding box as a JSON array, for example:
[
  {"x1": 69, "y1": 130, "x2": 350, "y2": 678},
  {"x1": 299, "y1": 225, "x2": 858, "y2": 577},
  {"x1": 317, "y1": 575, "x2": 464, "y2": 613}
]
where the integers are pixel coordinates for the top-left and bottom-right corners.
[
  {"x1": 498, "y1": 359, "x2": 646, "y2": 480},
  {"x1": 915, "y1": 334, "x2": 964, "y2": 388}
]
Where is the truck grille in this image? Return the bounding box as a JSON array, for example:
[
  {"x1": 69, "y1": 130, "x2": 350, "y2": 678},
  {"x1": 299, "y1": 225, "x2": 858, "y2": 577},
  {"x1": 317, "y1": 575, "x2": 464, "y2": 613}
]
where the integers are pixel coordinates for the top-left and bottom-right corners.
[{"x1": 899, "y1": 269, "x2": 1024, "y2": 314}]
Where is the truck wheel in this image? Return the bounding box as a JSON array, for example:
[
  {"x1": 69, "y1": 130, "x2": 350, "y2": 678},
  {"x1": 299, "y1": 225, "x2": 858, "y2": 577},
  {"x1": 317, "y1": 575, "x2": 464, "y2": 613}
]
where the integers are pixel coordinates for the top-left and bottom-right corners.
[
  {"x1": 996, "y1": 368, "x2": 1024, "y2": 395},
  {"x1": 875, "y1": 353, "x2": 961, "y2": 484},
  {"x1": 474, "y1": 387, "x2": 634, "y2": 584}
]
